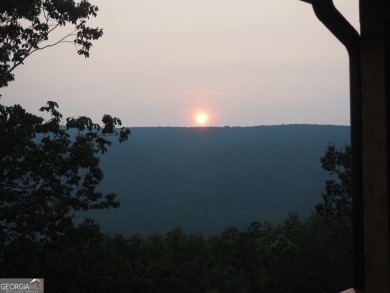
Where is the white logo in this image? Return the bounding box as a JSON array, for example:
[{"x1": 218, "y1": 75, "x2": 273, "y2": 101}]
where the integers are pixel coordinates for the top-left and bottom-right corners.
[{"x1": 0, "y1": 278, "x2": 44, "y2": 293}]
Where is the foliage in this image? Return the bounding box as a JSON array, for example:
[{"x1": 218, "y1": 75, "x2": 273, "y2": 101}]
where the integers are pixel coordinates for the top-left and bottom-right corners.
[
  {"x1": 0, "y1": 101, "x2": 130, "y2": 243},
  {"x1": 316, "y1": 144, "x2": 352, "y2": 217},
  {"x1": 0, "y1": 0, "x2": 103, "y2": 88},
  {"x1": 0, "y1": 216, "x2": 352, "y2": 293}
]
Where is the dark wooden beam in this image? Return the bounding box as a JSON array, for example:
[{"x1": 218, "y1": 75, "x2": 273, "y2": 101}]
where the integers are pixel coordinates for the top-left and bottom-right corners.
[
  {"x1": 299, "y1": 1, "x2": 390, "y2": 291},
  {"x1": 300, "y1": 0, "x2": 364, "y2": 290},
  {"x1": 359, "y1": 0, "x2": 390, "y2": 292}
]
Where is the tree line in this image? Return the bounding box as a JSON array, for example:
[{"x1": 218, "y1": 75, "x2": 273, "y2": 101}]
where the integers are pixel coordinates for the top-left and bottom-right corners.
[
  {"x1": 0, "y1": 106, "x2": 353, "y2": 291},
  {"x1": 0, "y1": 203, "x2": 352, "y2": 293}
]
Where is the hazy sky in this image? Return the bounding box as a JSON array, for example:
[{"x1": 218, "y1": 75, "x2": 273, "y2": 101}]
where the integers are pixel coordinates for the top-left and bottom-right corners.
[{"x1": 1, "y1": 0, "x2": 359, "y2": 127}]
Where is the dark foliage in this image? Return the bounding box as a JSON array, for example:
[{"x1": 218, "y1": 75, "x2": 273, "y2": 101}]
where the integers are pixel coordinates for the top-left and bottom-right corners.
[
  {"x1": 0, "y1": 0, "x2": 103, "y2": 88},
  {"x1": 0, "y1": 214, "x2": 352, "y2": 293},
  {"x1": 0, "y1": 102, "x2": 130, "y2": 243},
  {"x1": 316, "y1": 145, "x2": 352, "y2": 217}
]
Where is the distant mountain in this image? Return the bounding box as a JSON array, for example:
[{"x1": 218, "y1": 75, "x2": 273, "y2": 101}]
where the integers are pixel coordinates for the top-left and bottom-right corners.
[{"x1": 85, "y1": 125, "x2": 350, "y2": 236}]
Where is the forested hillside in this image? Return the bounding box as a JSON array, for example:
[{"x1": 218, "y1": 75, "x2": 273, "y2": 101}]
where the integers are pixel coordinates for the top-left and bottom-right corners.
[
  {"x1": 1, "y1": 117, "x2": 353, "y2": 292},
  {"x1": 89, "y1": 124, "x2": 350, "y2": 235}
]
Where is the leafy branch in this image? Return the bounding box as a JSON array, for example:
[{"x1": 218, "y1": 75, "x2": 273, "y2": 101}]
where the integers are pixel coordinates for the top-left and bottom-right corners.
[{"x1": 0, "y1": 0, "x2": 103, "y2": 88}]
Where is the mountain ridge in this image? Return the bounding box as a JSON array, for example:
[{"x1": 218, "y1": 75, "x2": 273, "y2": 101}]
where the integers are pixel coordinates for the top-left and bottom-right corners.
[{"x1": 87, "y1": 124, "x2": 350, "y2": 235}]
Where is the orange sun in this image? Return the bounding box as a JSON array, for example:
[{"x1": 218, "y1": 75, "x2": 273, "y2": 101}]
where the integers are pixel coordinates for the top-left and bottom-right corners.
[{"x1": 195, "y1": 113, "x2": 208, "y2": 125}]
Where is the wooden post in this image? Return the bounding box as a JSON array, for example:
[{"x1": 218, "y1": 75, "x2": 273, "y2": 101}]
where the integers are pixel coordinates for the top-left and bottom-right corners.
[{"x1": 360, "y1": 0, "x2": 390, "y2": 292}]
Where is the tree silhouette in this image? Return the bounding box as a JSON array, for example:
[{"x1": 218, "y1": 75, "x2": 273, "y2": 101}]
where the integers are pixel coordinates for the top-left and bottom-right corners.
[
  {"x1": 316, "y1": 144, "x2": 352, "y2": 217},
  {"x1": 0, "y1": 0, "x2": 103, "y2": 88},
  {"x1": 0, "y1": 101, "x2": 130, "y2": 243}
]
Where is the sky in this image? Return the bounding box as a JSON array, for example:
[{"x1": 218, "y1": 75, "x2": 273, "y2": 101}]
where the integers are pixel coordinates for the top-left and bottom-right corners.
[{"x1": 1, "y1": 0, "x2": 359, "y2": 127}]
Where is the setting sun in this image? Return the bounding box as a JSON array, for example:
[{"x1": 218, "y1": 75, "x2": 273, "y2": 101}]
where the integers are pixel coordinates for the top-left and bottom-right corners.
[{"x1": 196, "y1": 113, "x2": 208, "y2": 125}]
